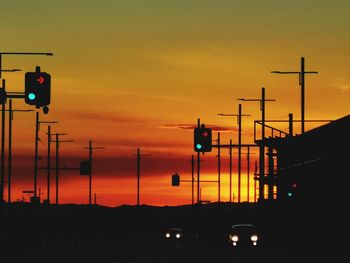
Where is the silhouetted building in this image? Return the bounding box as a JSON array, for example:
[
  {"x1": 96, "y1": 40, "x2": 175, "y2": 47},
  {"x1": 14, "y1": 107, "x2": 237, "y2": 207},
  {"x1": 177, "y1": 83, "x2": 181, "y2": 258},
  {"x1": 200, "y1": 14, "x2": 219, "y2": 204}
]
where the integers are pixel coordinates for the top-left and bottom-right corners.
[{"x1": 259, "y1": 114, "x2": 350, "y2": 207}]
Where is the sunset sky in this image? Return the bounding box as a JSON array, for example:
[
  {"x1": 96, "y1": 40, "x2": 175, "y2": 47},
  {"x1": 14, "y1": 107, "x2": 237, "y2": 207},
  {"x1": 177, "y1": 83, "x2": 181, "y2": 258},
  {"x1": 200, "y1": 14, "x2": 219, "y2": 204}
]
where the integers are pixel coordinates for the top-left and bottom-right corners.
[{"x1": 1, "y1": 0, "x2": 350, "y2": 207}]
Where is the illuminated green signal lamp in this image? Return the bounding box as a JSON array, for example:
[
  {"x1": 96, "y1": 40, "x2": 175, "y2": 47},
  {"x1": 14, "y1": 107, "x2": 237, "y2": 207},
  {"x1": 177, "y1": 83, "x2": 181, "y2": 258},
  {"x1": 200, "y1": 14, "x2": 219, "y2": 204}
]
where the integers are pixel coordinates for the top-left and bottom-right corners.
[
  {"x1": 28, "y1": 93, "x2": 36, "y2": 100},
  {"x1": 196, "y1": 143, "x2": 202, "y2": 150}
]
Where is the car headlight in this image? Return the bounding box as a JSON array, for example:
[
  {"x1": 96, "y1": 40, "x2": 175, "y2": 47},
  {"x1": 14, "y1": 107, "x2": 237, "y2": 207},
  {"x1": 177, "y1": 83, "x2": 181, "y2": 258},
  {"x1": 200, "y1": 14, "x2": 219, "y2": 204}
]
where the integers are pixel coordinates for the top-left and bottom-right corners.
[
  {"x1": 231, "y1": 235, "x2": 239, "y2": 242},
  {"x1": 175, "y1": 233, "x2": 181, "y2": 239},
  {"x1": 250, "y1": 235, "x2": 258, "y2": 242},
  {"x1": 165, "y1": 233, "x2": 170, "y2": 238}
]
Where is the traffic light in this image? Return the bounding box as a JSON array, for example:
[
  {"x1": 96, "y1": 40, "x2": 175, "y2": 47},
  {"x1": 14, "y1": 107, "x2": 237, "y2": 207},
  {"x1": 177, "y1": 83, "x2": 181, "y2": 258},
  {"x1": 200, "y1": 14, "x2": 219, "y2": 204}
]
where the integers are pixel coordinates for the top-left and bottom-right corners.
[
  {"x1": 25, "y1": 67, "x2": 51, "y2": 108},
  {"x1": 80, "y1": 160, "x2": 91, "y2": 175},
  {"x1": 172, "y1": 173, "x2": 180, "y2": 186},
  {"x1": 287, "y1": 183, "x2": 297, "y2": 197},
  {"x1": 194, "y1": 127, "x2": 212, "y2": 152}
]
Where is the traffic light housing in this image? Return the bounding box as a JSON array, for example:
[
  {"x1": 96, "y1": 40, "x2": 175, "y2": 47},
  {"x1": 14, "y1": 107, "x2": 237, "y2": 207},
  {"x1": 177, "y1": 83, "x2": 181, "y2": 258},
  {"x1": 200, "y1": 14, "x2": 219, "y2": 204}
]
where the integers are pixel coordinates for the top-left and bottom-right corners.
[
  {"x1": 194, "y1": 127, "x2": 212, "y2": 152},
  {"x1": 80, "y1": 160, "x2": 91, "y2": 175},
  {"x1": 25, "y1": 67, "x2": 51, "y2": 108},
  {"x1": 287, "y1": 183, "x2": 297, "y2": 197},
  {"x1": 172, "y1": 173, "x2": 180, "y2": 186}
]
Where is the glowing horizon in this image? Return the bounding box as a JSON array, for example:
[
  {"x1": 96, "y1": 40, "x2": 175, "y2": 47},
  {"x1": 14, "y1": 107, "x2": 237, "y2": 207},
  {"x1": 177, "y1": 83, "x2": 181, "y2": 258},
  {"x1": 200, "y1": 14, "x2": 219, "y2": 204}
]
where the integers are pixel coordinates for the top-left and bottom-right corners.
[{"x1": 1, "y1": 0, "x2": 350, "y2": 206}]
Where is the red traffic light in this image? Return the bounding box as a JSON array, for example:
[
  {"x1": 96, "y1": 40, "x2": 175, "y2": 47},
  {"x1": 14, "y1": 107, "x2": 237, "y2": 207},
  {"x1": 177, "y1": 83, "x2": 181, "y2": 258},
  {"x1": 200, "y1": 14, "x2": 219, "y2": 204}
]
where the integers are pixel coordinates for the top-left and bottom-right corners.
[{"x1": 37, "y1": 76, "x2": 45, "y2": 84}]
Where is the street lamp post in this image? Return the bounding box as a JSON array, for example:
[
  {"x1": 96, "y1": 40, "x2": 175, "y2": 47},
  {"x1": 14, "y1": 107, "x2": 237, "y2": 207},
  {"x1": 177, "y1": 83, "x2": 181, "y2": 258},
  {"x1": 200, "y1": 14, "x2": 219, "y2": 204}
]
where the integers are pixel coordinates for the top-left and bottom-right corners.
[
  {"x1": 0, "y1": 69, "x2": 21, "y2": 73},
  {"x1": 0, "y1": 51, "x2": 53, "y2": 79}
]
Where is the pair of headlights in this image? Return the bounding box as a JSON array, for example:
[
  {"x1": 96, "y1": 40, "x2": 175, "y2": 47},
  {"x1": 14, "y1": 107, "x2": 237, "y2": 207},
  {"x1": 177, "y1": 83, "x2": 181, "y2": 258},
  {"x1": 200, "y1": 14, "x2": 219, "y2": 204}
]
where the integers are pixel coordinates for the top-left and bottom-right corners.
[
  {"x1": 165, "y1": 233, "x2": 181, "y2": 239},
  {"x1": 230, "y1": 234, "x2": 258, "y2": 242}
]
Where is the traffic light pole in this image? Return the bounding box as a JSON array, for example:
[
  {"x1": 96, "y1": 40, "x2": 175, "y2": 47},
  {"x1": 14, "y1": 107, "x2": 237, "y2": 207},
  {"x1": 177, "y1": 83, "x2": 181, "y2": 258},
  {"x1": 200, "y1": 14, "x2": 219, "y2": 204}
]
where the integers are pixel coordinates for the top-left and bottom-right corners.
[{"x1": 34, "y1": 112, "x2": 39, "y2": 199}]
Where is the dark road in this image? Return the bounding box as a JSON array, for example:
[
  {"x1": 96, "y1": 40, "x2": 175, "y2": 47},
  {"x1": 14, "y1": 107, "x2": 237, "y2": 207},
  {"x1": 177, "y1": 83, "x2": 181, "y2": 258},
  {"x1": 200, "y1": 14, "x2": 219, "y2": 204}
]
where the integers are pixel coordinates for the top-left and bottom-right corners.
[{"x1": 0, "y1": 202, "x2": 345, "y2": 263}]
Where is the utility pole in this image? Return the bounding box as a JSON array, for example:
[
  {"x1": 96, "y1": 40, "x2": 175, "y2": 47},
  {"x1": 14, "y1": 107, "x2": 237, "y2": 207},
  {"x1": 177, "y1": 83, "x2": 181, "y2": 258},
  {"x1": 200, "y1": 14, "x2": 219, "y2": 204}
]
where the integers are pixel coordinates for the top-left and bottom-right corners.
[
  {"x1": 254, "y1": 161, "x2": 258, "y2": 203},
  {"x1": 135, "y1": 147, "x2": 151, "y2": 206},
  {"x1": 137, "y1": 148, "x2": 140, "y2": 206},
  {"x1": 229, "y1": 139, "x2": 233, "y2": 202},
  {"x1": 233, "y1": 148, "x2": 256, "y2": 202},
  {"x1": 218, "y1": 104, "x2": 250, "y2": 203},
  {"x1": 53, "y1": 133, "x2": 73, "y2": 205},
  {"x1": 271, "y1": 57, "x2": 318, "y2": 134},
  {"x1": 47, "y1": 125, "x2": 51, "y2": 203},
  {"x1": 217, "y1": 132, "x2": 221, "y2": 202},
  {"x1": 83, "y1": 140, "x2": 104, "y2": 205},
  {"x1": 55, "y1": 133, "x2": 59, "y2": 205},
  {"x1": 246, "y1": 146, "x2": 252, "y2": 202},
  {"x1": 192, "y1": 155, "x2": 194, "y2": 205},
  {"x1": 197, "y1": 118, "x2": 200, "y2": 204},
  {"x1": 33, "y1": 112, "x2": 57, "y2": 202},
  {"x1": 238, "y1": 105, "x2": 242, "y2": 203},
  {"x1": 238, "y1": 87, "x2": 275, "y2": 202}
]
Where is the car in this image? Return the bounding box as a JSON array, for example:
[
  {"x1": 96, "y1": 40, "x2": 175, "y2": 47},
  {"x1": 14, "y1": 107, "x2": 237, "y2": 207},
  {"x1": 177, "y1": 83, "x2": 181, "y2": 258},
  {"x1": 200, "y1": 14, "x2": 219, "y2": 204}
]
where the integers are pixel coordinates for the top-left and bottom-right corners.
[
  {"x1": 228, "y1": 224, "x2": 259, "y2": 250},
  {"x1": 164, "y1": 227, "x2": 183, "y2": 241}
]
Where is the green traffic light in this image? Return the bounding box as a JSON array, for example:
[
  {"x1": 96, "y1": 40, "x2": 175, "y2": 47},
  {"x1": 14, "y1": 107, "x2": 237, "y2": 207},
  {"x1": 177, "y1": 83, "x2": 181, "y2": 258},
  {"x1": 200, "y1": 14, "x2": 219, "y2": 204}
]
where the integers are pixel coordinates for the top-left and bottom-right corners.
[
  {"x1": 196, "y1": 143, "x2": 202, "y2": 150},
  {"x1": 287, "y1": 192, "x2": 292, "y2": 197},
  {"x1": 28, "y1": 93, "x2": 36, "y2": 100}
]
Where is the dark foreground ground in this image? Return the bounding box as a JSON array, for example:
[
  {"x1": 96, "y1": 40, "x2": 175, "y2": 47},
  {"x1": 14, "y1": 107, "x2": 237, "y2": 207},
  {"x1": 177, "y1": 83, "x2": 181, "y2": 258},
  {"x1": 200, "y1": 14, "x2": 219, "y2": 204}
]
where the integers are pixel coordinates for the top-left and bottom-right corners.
[{"x1": 0, "y1": 201, "x2": 346, "y2": 263}]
